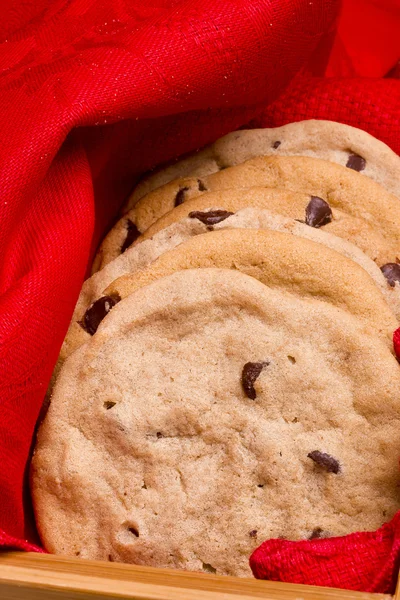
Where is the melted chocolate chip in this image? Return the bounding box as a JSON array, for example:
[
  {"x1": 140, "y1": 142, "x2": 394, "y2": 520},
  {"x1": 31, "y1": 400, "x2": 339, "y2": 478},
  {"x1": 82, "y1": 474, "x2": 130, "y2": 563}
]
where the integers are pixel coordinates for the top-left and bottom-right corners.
[
  {"x1": 121, "y1": 219, "x2": 140, "y2": 254},
  {"x1": 272, "y1": 141, "x2": 281, "y2": 149},
  {"x1": 305, "y1": 196, "x2": 332, "y2": 228},
  {"x1": 174, "y1": 186, "x2": 189, "y2": 207},
  {"x1": 309, "y1": 527, "x2": 323, "y2": 540},
  {"x1": 188, "y1": 209, "x2": 234, "y2": 226},
  {"x1": 249, "y1": 530, "x2": 258, "y2": 538},
  {"x1": 381, "y1": 263, "x2": 400, "y2": 288},
  {"x1": 80, "y1": 294, "x2": 121, "y2": 335},
  {"x1": 156, "y1": 432, "x2": 163, "y2": 439},
  {"x1": 197, "y1": 179, "x2": 207, "y2": 191},
  {"x1": 308, "y1": 450, "x2": 340, "y2": 474},
  {"x1": 346, "y1": 153, "x2": 366, "y2": 172},
  {"x1": 241, "y1": 361, "x2": 269, "y2": 400}
]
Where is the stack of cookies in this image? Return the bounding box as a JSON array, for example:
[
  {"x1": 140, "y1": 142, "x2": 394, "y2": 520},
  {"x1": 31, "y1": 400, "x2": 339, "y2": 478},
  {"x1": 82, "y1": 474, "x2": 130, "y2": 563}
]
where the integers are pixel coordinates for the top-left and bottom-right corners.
[{"x1": 31, "y1": 120, "x2": 400, "y2": 578}]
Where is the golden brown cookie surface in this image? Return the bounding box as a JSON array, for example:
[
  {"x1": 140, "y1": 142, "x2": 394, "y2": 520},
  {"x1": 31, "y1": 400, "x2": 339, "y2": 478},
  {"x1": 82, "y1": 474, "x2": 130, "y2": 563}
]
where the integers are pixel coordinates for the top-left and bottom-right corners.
[{"x1": 32, "y1": 269, "x2": 400, "y2": 576}]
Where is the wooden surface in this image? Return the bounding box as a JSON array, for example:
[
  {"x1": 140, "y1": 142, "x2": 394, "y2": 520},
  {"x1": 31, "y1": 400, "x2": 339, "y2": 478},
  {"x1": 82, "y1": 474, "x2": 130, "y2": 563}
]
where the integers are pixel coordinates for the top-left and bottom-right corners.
[{"x1": 0, "y1": 552, "x2": 395, "y2": 600}]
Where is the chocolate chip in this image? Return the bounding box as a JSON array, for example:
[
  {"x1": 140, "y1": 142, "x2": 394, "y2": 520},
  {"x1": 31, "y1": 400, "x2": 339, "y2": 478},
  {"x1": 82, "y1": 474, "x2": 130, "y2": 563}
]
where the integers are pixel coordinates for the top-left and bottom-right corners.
[
  {"x1": 80, "y1": 294, "x2": 121, "y2": 335},
  {"x1": 309, "y1": 527, "x2": 323, "y2": 540},
  {"x1": 249, "y1": 530, "x2": 258, "y2": 538},
  {"x1": 104, "y1": 401, "x2": 116, "y2": 410},
  {"x1": 305, "y1": 196, "x2": 332, "y2": 228},
  {"x1": 197, "y1": 179, "x2": 207, "y2": 191},
  {"x1": 272, "y1": 141, "x2": 281, "y2": 149},
  {"x1": 156, "y1": 432, "x2": 163, "y2": 438},
  {"x1": 308, "y1": 450, "x2": 340, "y2": 474},
  {"x1": 188, "y1": 209, "x2": 234, "y2": 226},
  {"x1": 121, "y1": 219, "x2": 140, "y2": 253},
  {"x1": 381, "y1": 263, "x2": 400, "y2": 288},
  {"x1": 241, "y1": 361, "x2": 269, "y2": 399},
  {"x1": 346, "y1": 153, "x2": 366, "y2": 172},
  {"x1": 174, "y1": 186, "x2": 189, "y2": 207}
]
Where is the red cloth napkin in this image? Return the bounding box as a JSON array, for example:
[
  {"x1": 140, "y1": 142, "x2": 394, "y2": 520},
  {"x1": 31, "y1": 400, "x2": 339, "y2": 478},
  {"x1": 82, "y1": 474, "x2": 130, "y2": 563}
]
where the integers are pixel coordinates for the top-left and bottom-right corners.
[
  {"x1": 250, "y1": 512, "x2": 400, "y2": 593},
  {"x1": 1, "y1": 0, "x2": 400, "y2": 593}
]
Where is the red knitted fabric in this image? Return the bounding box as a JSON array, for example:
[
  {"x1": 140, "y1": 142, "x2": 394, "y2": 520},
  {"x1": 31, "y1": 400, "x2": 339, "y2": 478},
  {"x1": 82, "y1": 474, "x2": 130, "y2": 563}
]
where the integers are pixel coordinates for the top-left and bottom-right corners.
[
  {"x1": 250, "y1": 76, "x2": 400, "y2": 153},
  {"x1": 1, "y1": 0, "x2": 400, "y2": 593},
  {"x1": 250, "y1": 513, "x2": 400, "y2": 593}
]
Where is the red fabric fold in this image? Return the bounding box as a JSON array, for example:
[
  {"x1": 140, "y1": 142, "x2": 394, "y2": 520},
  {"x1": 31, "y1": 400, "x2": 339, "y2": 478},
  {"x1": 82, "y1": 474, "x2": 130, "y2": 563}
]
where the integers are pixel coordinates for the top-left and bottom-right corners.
[
  {"x1": 325, "y1": 0, "x2": 400, "y2": 78},
  {"x1": 1, "y1": 0, "x2": 400, "y2": 594},
  {"x1": 250, "y1": 513, "x2": 400, "y2": 594},
  {"x1": 250, "y1": 75, "x2": 400, "y2": 154},
  {"x1": 0, "y1": 530, "x2": 44, "y2": 555},
  {"x1": 0, "y1": 0, "x2": 340, "y2": 543}
]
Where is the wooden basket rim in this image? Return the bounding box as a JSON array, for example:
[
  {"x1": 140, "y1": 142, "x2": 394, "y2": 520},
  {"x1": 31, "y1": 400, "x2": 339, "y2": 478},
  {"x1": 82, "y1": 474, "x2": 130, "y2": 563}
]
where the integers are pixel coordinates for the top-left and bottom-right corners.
[{"x1": 0, "y1": 552, "x2": 397, "y2": 599}]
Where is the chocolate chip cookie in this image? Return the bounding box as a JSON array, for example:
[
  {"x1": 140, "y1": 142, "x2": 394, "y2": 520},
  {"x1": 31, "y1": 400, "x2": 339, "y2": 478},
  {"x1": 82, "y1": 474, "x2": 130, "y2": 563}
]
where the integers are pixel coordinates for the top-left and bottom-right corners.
[
  {"x1": 95, "y1": 156, "x2": 400, "y2": 272},
  {"x1": 103, "y1": 229, "x2": 397, "y2": 345},
  {"x1": 31, "y1": 268, "x2": 400, "y2": 576},
  {"x1": 61, "y1": 209, "x2": 400, "y2": 378},
  {"x1": 136, "y1": 188, "x2": 398, "y2": 271},
  {"x1": 124, "y1": 120, "x2": 400, "y2": 212}
]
